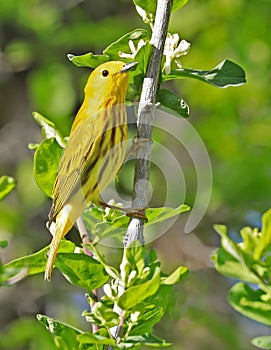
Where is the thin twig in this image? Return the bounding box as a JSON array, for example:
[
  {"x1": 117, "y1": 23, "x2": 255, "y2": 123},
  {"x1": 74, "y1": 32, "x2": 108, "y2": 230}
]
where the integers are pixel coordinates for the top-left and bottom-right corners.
[
  {"x1": 123, "y1": 0, "x2": 173, "y2": 246},
  {"x1": 76, "y1": 216, "x2": 99, "y2": 333}
]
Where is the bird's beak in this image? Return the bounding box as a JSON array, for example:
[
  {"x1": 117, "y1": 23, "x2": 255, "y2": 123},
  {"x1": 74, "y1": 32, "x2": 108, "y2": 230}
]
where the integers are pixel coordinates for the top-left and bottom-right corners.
[{"x1": 120, "y1": 61, "x2": 138, "y2": 73}]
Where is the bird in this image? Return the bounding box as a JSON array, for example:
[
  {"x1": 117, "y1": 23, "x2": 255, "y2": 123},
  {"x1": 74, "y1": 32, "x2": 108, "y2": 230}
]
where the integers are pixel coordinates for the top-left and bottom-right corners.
[{"x1": 44, "y1": 61, "x2": 138, "y2": 280}]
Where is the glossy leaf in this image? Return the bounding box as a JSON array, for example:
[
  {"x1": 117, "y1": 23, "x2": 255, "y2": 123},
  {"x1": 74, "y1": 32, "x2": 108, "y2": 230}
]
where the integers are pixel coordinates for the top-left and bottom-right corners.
[
  {"x1": 213, "y1": 225, "x2": 247, "y2": 264},
  {"x1": 103, "y1": 28, "x2": 150, "y2": 60},
  {"x1": 0, "y1": 176, "x2": 16, "y2": 201},
  {"x1": 157, "y1": 89, "x2": 189, "y2": 118},
  {"x1": 118, "y1": 267, "x2": 160, "y2": 309},
  {"x1": 120, "y1": 241, "x2": 145, "y2": 286},
  {"x1": 55, "y1": 253, "x2": 109, "y2": 290},
  {"x1": 145, "y1": 205, "x2": 190, "y2": 226},
  {"x1": 254, "y1": 208, "x2": 271, "y2": 260},
  {"x1": 33, "y1": 137, "x2": 63, "y2": 198},
  {"x1": 161, "y1": 266, "x2": 189, "y2": 285},
  {"x1": 211, "y1": 247, "x2": 259, "y2": 284},
  {"x1": 228, "y1": 283, "x2": 271, "y2": 326},
  {"x1": 32, "y1": 112, "x2": 66, "y2": 147},
  {"x1": 37, "y1": 314, "x2": 82, "y2": 336},
  {"x1": 3, "y1": 240, "x2": 75, "y2": 284},
  {"x1": 163, "y1": 60, "x2": 246, "y2": 88},
  {"x1": 129, "y1": 307, "x2": 164, "y2": 336},
  {"x1": 68, "y1": 29, "x2": 150, "y2": 70},
  {"x1": 84, "y1": 242, "x2": 120, "y2": 280},
  {"x1": 83, "y1": 302, "x2": 119, "y2": 328},
  {"x1": 120, "y1": 333, "x2": 171, "y2": 348},
  {"x1": 133, "y1": 0, "x2": 188, "y2": 14},
  {"x1": 67, "y1": 52, "x2": 109, "y2": 69},
  {"x1": 83, "y1": 205, "x2": 189, "y2": 242},
  {"x1": 251, "y1": 336, "x2": 271, "y2": 349},
  {"x1": 77, "y1": 333, "x2": 115, "y2": 346}
]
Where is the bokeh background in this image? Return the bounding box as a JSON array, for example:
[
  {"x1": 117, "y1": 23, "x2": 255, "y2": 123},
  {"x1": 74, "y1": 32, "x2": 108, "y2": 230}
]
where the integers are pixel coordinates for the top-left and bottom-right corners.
[{"x1": 0, "y1": 0, "x2": 271, "y2": 349}]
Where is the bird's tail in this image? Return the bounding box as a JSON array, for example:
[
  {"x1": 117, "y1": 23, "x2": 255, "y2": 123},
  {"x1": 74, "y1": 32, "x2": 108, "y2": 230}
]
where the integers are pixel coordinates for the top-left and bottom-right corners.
[{"x1": 44, "y1": 205, "x2": 73, "y2": 281}]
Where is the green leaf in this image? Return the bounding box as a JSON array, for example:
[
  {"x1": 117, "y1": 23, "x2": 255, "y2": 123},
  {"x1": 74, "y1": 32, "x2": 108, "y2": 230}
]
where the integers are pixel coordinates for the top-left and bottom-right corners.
[
  {"x1": 133, "y1": 0, "x2": 157, "y2": 15},
  {"x1": 157, "y1": 89, "x2": 189, "y2": 118},
  {"x1": 33, "y1": 137, "x2": 63, "y2": 198},
  {"x1": 84, "y1": 242, "x2": 120, "y2": 281},
  {"x1": 3, "y1": 240, "x2": 75, "y2": 284},
  {"x1": 118, "y1": 267, "x2": 160, "y2": 309},
  {"x1": 104, "y1": 28, "x2": 149, "y2": 58},
  {"x1": 254, "y1": 208, "x2": 271, "y2": 260},
  {"x1": 0, "y1": 176, "x2": 16, "y2": 201},
  {"x1": 145, "y1": 205, "x2": 190, "y2": 226},
  {"x1": 228, "y1": 282, "x2": 271, "y2": 326},
  {"x1": 240, "y1": 226, "x2": 260, "y2": 255},
  {"x1": 211, "y1": 247, "x2": 259, "y2": 284},
  {"x1": 32, "y1": 112, "x2": 66, "y2": 147},
  {"x1": 120, "y1": 241, "x2": 145, "y2": 286},
  {"x1": 68, "y1": 29, "x2": 150, "y2": 70},
  {"x1": 120, "y1": 333, "x2": 171, "y2": 348},
  {"x1": 55, "y1": 253, "x2": 109, "y2": 290},
  {"x1": 83, "y1": 302, "x2": 119, "y2": 328},
  {"x1": 161, "y1": 265, "x2": 189, "y2": 285},
  {"x1": 172, "y1": 0, "x2": 189, "y2": 12},
  {"x1": 83, "y1": 205, "x2": 189, "y2": 243},
  {"x1": 251, "y1": 336, "x2": 271, "y2": 349},
  {"x1": 0, "y1": 240, "x2": 8, "y2": 248},
  {"x1": 213, "y1": 225, "x2": 246, "y2": 264},
  {"x1": 163, "y1": 60, "x2": 246, "y2": 88},
  {"x1": 37, "y1": 314, "x2": 82, "y2": 336},
  {"x1": 133, "y1": 0, "x2": 188, "y2": 15},
  {"x1": 129, "y1": 306, "x2": 164, "y2": 336},
  {"x1": 103, "y1": 28, "x2": 150, "y2": 60},
  {"x1": 67, "y1": 52, "x2": 109, "y2": 69},
  {"x1": 77, "y1": 333, "x2": 115, "y2": 346}
]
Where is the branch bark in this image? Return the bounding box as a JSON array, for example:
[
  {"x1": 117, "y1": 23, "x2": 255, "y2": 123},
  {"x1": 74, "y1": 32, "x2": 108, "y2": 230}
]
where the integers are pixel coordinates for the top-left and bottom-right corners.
[{"x1": 124, "y1": 0, "x2": 173, "y2": 246}]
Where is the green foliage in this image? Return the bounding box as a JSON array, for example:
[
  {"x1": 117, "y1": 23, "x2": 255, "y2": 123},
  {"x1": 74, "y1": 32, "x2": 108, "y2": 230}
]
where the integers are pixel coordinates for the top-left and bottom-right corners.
[
  {"x1": 162, "y1": 59, "x2": 246, "y2": 88},
  {"x1": 21, "y1": 241, "x2": 187, "y2": 349},
  {"x1": 212, "y1": 209, "x2": 271, "y2": 347},
  {"x1": 0, "y1": 176, "x2": 16, "y2": 201},
  {"x1": 133, "y1": 0, "x2": 189, "y2": 15},
  {"x1": 252, "y1": 336, "x2": 271, "y2": 350},
  {"x1": 157, "y1": 89, "x2": 189, "y2": 118},
  {"x1": 31, "y1": 112, "x2": 65, "y2": 197},
  {"x1": 2, "y1": 240, "x2": 75, "y2": 285},
  {"x1": 1, "y1": 0, "x2": 249, "y2": 349},
  {"x1": 55, "y1": 253, "x2": 109, "y2": 291},
  {"x1": 83, "y1": 204, "x2": 190, "y2": 242}
]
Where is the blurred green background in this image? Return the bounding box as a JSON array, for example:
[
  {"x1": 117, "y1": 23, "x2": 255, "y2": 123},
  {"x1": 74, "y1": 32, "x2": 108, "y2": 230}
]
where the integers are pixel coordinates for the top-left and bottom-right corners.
[{"x1": 0, "y1": 0, "x2": 271, "y2": 349}]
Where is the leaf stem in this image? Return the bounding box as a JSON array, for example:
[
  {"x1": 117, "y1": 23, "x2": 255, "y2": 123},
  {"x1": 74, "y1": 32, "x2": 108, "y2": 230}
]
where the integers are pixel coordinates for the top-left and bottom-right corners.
[{"x1": 124, "y1": 0, "x2": 173, "y2": 246}]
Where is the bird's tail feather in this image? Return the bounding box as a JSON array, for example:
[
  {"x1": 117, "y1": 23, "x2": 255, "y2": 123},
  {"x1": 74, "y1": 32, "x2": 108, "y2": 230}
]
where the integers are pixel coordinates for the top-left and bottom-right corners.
[{"x1": 44, "y1": 205, "x2": 73, "y2": 281}]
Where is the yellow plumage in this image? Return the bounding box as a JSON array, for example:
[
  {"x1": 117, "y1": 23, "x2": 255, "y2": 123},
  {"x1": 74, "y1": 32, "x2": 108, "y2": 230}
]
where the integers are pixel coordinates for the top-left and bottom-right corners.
[{"x1": 45, "y1": 61, "x2": 137, "y2": 280}]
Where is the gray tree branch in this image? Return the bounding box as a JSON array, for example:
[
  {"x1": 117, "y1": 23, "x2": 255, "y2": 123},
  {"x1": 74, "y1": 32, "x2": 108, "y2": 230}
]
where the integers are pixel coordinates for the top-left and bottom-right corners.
[{"x1": 124, "y1": 0, "x2": 173, "y2": 246}]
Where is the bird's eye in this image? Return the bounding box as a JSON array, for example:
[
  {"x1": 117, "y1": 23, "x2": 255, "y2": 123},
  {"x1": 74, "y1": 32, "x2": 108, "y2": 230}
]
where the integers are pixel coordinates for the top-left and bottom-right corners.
[{"x1": 102, "y1": 70, "x2": 109, "y2": 77}]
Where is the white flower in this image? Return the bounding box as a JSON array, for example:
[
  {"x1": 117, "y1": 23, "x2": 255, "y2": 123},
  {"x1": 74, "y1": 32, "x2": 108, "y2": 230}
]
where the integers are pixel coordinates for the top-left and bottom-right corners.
[
  {"x1": 135, "y1": 5, "x2": 154, "y2": 27},
  {"x1": 131, "y1": 311, "x2": 140, "y2": 323},
  {"x1": 163, "y1": 33, "x2": 191, "y2": 75},
  {"x1": 118, "y1": 39, "x2": 146, "y2": 60}
]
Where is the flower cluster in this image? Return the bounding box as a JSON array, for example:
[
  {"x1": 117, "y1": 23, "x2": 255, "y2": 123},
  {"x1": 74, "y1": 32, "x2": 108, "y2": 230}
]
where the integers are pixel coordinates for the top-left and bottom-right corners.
[
  {"x1": 118, "y1": 32, "x2": 190, "y2": 75},
  {"x1": 163, "y1": 33, "x2": 190, "y2": 74}
]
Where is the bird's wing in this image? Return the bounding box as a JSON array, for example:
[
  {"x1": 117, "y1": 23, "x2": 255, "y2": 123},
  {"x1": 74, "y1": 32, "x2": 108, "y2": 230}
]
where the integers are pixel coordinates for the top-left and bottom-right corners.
[{"x1": 49, "y1": 119, "x2": 99, "y2": 222}]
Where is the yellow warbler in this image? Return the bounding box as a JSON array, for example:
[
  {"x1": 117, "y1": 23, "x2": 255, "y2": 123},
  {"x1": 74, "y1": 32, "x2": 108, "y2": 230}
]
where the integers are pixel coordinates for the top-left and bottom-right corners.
[{"x1": 45, "y1": 61, "x2": 137, "y2": 280}]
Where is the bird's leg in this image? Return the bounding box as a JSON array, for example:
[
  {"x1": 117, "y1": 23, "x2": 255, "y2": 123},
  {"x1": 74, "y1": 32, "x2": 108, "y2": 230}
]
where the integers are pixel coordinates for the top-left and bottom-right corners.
[{"x1": 99, "y1": 201, "x2": 148, "y2": 222}]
